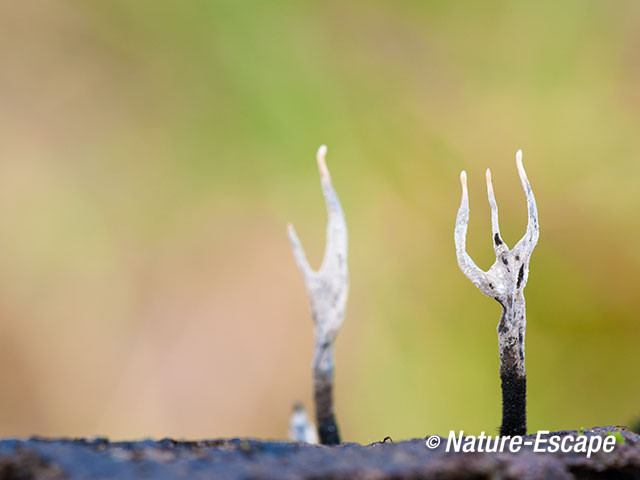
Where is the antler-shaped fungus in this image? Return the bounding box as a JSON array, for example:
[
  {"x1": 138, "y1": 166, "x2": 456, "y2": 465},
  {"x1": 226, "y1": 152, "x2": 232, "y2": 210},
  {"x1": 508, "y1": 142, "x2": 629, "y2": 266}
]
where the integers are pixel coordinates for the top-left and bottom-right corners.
[
  {"x1": 288, "y1": 145, "x2": 348, "y2": 445},
  {"x1": 455, "y1": 149, "x2": 539, "y2": 436}
]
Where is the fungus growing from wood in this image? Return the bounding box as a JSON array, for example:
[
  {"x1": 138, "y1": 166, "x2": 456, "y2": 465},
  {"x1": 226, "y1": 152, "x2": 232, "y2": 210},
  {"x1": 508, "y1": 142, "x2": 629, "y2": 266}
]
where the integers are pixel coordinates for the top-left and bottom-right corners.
[
  {"x1": 288, "y1": 403, "x2": 319, "y2": 444},
  {"x1": 287, "y1": 145, "x2": 348, "y2": 445},
  {"x1": 454, "y1": 149, "x2": 539, "y2": 436}
]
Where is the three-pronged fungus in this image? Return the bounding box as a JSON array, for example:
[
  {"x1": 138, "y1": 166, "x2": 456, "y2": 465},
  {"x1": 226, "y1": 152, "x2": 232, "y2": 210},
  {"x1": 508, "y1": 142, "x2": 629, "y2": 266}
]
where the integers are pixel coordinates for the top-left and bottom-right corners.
[
  {"x1": 454, "y1": 149, "x2": 539, "y2": 437},
  {"x1": 288, "y1": 145, "x2": 348, "y2": 445}
]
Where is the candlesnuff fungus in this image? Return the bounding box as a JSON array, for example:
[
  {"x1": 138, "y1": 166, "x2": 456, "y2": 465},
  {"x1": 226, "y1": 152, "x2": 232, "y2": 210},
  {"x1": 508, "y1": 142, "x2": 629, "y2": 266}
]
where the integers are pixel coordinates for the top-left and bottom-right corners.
[
  {"x1": 288, "y1": 403, "x2": 319, "y2": 444},
  {"x1": 287, "y1": 145, "x2": 348, "y2": 445},
  {"x1": 455, "y1": 149, "x2": 539, "y2": 437}
]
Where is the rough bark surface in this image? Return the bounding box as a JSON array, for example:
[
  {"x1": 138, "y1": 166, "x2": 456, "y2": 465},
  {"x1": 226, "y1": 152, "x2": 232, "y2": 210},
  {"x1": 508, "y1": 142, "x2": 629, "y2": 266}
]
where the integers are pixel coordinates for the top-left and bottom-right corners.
[{"x1": 0, "y1": 426, "x2": 638, "y2": 479}]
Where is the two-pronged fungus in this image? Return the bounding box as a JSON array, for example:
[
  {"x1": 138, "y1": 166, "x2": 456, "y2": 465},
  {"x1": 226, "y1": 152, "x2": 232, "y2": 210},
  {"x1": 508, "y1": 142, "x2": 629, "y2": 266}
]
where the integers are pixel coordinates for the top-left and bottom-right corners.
[
  {"x1": 455, "y1": 149, "x2": 539, "y2": 436},
  {"x1": 287, "y1": 145, "x2": 348, "y2": 446}
]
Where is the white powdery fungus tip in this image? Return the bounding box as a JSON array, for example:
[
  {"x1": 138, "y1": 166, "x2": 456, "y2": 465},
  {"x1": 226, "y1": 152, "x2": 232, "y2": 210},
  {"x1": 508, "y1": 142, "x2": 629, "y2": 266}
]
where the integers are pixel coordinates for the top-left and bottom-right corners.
[
  {"x1": 317, "y1": 145, "x2": 329, "y2": 180},
  {"x1": 485, "y1": 167, "x2": 502, "y2": 247},
  {"x1": 516, "y1": 149, "x2": 524, "y2": 172},
  {"x1": 459, "y1": 171, "x2": 468, "y2": 203},
  {"x1": 287, "y1": 222, "x2": 313, "y2": 279},
  {"x1": 514, "y1": 148, "x2": 539, "y2": 251},
  {"x1": 485, "y1": 168, "x2": 493, "y2": 192}
]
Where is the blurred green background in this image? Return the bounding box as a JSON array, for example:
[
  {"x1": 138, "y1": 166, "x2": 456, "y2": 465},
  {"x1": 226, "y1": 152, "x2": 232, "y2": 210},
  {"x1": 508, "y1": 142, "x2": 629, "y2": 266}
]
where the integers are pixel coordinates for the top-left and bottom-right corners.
[{"x1": 0, "y1": 0, "x2": 639, "y2": 443}]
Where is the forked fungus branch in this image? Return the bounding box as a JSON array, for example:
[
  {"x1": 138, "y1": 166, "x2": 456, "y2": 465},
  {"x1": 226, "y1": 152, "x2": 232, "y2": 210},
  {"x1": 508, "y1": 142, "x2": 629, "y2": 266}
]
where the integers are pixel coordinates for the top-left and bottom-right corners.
[
  {"x1": 455, "y1": 149, "x2": 539, "y2": 436},
  {"x1": 287, "y1": 145, "x2": 348, "y2": 445}
]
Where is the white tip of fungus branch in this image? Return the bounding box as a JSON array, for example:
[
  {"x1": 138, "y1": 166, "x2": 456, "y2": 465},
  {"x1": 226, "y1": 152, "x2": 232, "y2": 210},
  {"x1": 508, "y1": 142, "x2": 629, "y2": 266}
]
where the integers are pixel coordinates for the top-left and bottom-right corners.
[
  {"x1": 515, "y1": 149, "x2": 525, "y2": 178},
  {"x1": 485, "y1": 168, "x2": 494, "y2": 198},
  {"x1": 513, "y1": 148, "x2": 539, "y2": 251},
  {"x1": 456, "y1": 171, "x2": 469, "y2": 235},
  {"x1": 455, "y1": 168, "x2": 490, "y2": 291},
  {"x1": 287, "y1": 222, "x2": 313, "y2": 279},
  {"x1": 485, "y1": 167, "x2": 506, "y2": 252},
  {"x1": 459, "y1": 171, "x2": 468, "y2": 202},
  {"x1": 317, "y1": 145, "x2": 329, "y2": 180}
]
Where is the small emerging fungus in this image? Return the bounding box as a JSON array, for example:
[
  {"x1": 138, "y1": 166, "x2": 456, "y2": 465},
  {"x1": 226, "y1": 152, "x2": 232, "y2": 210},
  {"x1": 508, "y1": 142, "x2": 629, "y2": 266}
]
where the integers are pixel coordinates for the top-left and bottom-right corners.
[
  {"x1": 288, "y1": 403, "x2": 319, "y2": 444},
  {"x1": 455, "y1": 149, "x2": 539, "y2": 437},
  {"x1": 287, "y1": 145, "x2": 348, "y2": 445}
]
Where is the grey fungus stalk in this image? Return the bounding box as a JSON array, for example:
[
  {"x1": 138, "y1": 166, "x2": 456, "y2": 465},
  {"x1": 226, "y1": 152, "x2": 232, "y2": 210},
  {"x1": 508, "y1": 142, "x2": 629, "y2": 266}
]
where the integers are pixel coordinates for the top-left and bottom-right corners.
[
  {"x1": 455, "y1": 149, "x2": 539, "y2": 437},
  {"x1": 287, "y1": 145, "x2": 348, "y2": 445}
]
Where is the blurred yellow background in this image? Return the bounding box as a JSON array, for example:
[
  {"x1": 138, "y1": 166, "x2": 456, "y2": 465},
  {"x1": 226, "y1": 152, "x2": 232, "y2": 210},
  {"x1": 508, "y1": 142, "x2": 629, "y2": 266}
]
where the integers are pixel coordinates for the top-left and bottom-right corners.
[{"x1": 0, "y1": 1, "x2": 639, "y2": 443}]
